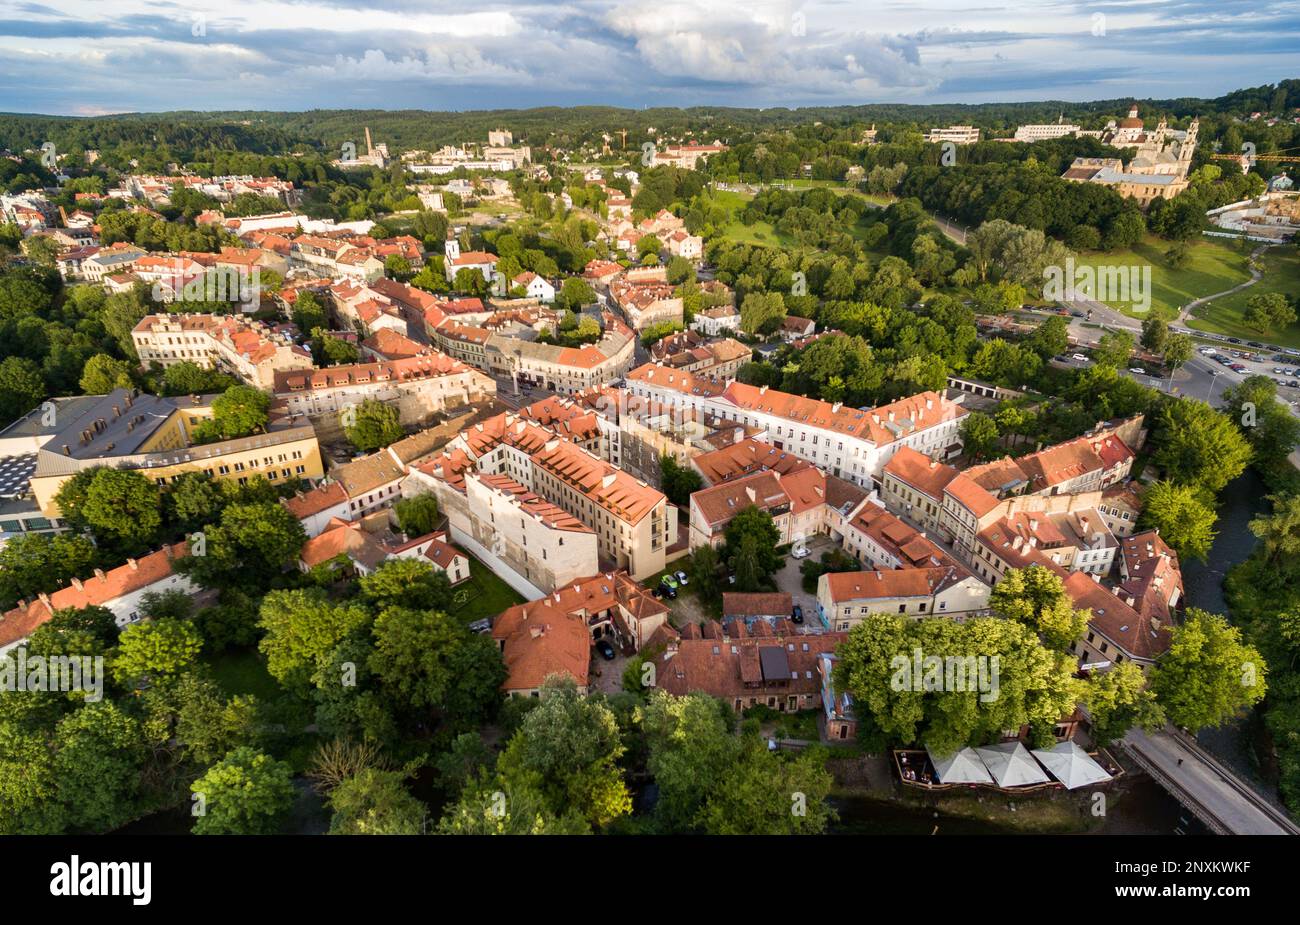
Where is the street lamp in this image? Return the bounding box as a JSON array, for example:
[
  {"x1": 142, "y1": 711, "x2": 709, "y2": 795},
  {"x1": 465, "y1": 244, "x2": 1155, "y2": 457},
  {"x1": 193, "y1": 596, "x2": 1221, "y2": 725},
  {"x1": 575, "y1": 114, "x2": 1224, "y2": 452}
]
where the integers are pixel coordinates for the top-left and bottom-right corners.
[{"x1": 1205, "y1": 370, "x2": 1217, "y2": 401}]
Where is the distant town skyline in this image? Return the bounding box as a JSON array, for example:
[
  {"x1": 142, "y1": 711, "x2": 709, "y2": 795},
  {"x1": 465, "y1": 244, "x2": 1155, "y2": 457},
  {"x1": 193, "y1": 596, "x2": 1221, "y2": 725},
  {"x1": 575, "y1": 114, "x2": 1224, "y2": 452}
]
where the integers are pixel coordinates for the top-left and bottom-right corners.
[{"x1": 1, "y1": 0, "x2": 1297, "y2": 116}]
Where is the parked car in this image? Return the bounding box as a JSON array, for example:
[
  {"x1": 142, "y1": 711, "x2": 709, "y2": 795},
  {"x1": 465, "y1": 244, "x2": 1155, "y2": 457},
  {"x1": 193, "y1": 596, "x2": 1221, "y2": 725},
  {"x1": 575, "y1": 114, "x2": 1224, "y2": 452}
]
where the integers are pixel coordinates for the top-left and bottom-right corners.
[
  {"x1": 468, "y1": 618, "x2": 492, "y2": 635},
  {"x1": 791, "y1": 544, "x2": 811, "y2": 559},
  {"x1": 594, "y1": 639, "x2": 616, "y2": 660},
  {"x1": 1129, "y1": 367, "x2": 1145, "y2": 374},
  {"x1": 674, "y1": 570, "x2": 689, "y2": 585},
  {"x1": 661, "y1": 584, "x2": 677, "y2": 599},
  {"x1": 791, "y1": 604, "x2": 804, "y2": 624},
  {"x1": 661, "y1": 575, "x2": 679, "y2": 590},
  {"x1": 1071, "y1": 353, "x2": 1089, "y2": 362}
]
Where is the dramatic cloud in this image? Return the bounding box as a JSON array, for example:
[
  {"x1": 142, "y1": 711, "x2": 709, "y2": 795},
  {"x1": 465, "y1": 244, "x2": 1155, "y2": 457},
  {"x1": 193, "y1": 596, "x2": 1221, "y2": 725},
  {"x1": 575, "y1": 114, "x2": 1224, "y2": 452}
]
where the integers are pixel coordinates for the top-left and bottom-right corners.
[{"x1": 0, "y1": 0, "x2": 1295, "y2": 113}]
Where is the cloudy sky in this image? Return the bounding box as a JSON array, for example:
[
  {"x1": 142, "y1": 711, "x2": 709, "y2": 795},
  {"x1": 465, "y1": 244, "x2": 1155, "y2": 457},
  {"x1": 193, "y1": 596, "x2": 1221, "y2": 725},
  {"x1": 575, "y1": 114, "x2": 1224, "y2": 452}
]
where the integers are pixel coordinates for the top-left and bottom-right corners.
[{"x1": 1, "y1": 0, "x2": 1297, "y2": 115}]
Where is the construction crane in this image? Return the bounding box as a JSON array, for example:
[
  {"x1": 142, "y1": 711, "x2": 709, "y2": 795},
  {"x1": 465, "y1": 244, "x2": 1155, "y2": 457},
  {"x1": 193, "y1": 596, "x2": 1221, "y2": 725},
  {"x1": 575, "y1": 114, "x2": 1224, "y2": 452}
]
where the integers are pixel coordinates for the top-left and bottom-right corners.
[{"x1": 1209, "y1": 145, "x2": 1300, "y2": 172}]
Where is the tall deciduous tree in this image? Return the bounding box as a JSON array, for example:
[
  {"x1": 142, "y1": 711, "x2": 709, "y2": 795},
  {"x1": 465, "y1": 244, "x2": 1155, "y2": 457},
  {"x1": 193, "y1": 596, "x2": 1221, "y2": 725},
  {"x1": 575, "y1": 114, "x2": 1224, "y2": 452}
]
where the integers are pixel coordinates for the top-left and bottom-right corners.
[{"x1": 1150, "y1": 609, "x2": 1267, "y2": 731}]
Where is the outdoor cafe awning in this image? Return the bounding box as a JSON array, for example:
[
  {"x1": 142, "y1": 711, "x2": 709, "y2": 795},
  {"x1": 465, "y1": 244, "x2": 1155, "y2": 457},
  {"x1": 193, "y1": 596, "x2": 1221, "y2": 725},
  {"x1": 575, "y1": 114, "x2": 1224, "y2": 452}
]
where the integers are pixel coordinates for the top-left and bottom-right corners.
[
  {"x1": 976, "y1": 741, "x2": 1051, "y2": 788},
  {"x1": 926, "y1": 745, "x2": 994, "y2": 785},
  {"x1": 1031, "y1": 741, "x2": 1112, "y2": 790}
]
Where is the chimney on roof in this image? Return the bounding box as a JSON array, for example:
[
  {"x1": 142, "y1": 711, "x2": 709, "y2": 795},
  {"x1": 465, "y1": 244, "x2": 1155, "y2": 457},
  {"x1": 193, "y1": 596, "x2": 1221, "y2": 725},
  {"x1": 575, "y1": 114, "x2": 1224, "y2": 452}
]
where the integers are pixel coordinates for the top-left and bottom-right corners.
[
  {"x1": 126, "y1": 558, "x2": 138, "y2": 571},
  {"x1": 93, "y1": 568, "x2": 106, "y2": 581},
  {"x1": 70, "y1": 577, "x2": 83, "y2": 591},
  {"x1": 759, "y1": 384, "x2": 768, "y2": 394}
]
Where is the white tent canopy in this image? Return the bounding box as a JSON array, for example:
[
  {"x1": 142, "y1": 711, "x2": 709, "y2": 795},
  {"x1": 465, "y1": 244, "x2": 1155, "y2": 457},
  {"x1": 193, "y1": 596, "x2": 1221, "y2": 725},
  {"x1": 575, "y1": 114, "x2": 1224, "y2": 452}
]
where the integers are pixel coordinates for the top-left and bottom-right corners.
[
  {"x1": 1032, "y1": 741, "x2": 1112, "y2": 790},
  {"x1": 926, "y1": 745, "x2": 994, "y2": 784},
  {"x1": 976, "y1": 741, "x2": 1051, "y2": 788}
]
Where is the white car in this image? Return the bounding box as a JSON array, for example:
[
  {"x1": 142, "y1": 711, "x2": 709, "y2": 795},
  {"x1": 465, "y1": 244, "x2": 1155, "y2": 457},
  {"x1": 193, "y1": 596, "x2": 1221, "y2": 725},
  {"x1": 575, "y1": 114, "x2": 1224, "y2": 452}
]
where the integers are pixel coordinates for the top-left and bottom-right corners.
[
  {"x1": 1129, "y1": 367, "x2": 1145, "y2": 374},
  {"x1": 1071, "y1": 354, "x2": 1089, "y2": 362},
  {"x1": 791, "y1": 544, "x2": 811, "y2": 559}
]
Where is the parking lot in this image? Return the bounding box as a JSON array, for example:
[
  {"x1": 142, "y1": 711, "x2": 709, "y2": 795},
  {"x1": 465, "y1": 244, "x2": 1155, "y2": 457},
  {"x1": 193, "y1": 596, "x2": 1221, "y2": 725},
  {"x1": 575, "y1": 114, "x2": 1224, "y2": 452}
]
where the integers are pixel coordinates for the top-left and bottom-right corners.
[{"x1": 769, "y1": 534, "x2": 833, "y2": 632}]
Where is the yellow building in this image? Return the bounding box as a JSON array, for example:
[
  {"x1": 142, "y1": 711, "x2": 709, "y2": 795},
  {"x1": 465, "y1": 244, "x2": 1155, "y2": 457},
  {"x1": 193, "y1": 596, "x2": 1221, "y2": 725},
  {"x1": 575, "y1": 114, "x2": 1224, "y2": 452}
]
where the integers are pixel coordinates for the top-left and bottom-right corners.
[{"x1": 29, "y1": 388, "x2": 324, "y2": 517}]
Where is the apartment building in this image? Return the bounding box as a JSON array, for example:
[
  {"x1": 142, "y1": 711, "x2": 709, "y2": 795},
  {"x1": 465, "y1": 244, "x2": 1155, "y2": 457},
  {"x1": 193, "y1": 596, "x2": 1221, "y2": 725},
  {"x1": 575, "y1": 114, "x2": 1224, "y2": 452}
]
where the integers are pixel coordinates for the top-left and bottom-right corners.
[
  {"x1": 817, "y1": 567, "x2": 991, "y2": 630},
  {"x1": 0, "y1": 542, "x2": 194, "y2": 654},
  {"x1": 691, "y1": 304, "x2": 741, "y2": 336},
  {"x1": 462, "y1": 470, "x2": 599, "y2": 593},
  {"x1": 28, "y1": 390, "x2": 323, "y2": 518},
  {"x1": 1066, "y1": 571, "x2": 1172, "y2": 671},
  {"x1": 132, "y1": 314, "x2": 313, "y2": 388},
  {"x1": 646, "y1": 620, "x2": 844, "y2": 714},
  {"x1": 493, "y1": 571, "x2": 670, "y2": 696},
  {"x1": 626, "y1": 364, "x2": 968, "y2": 488},
  {"x1": 407, "y1": 411, "x2": 676, "y2": 584},
  {"x1": 272, "y1": 352, "x2": 495, "y2": 424},
  {"x1": 690, "y1": 437, "x2": 814, "y2": 486},
  {"x1": 937, "y1": 419, "x2": 1141, "y2": 557},
  {"x1": 926, "y1": 126, "x2": 981, "y2": 145},
  {"x1": 971, "y1": 508, "x2": 1118, "y2": 584},
  {"x1": 429, "y1": 311, "x2": 637, "y2": 396},
  {"x1": 880, "y1": 446, "x2": 960, "y2": 536},
  {"x1": 688, "y1": 467, "x2": 869, "y2": 550}
]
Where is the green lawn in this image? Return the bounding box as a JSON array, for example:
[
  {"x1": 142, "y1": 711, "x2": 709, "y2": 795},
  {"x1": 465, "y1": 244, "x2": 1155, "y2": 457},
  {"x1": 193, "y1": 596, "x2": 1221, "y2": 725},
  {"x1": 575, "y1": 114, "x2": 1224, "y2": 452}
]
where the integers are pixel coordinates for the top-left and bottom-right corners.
[
  {"x1": 1072, "y1": 235, "x2": 1252, "y2": 320},
  {"x1": 448, "y1": 553, "x2": 526, "y2": 625},
  {"x1": 1186, "y1": 246, "x2": 1300, "y2": 348},
  {"x1": 207, "y1": 647, "x2": 282, "y2": 701}
]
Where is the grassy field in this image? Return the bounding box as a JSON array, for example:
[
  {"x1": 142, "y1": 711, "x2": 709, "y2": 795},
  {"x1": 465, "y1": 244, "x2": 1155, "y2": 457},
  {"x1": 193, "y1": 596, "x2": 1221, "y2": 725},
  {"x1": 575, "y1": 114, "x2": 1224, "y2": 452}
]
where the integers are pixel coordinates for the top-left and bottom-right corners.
[
  {"x1": 1186, "y1": 246, "x2": 1300, "y2": 347},
  {"x1": 1072, "y1": 234, "x2": 1252, "y2": 320},
  {"x1": 448, "y1": 553, "x2": 526, "y2": 625},
  {"x1": 207, "y1": 647, "x2": 282, "y2": 701}
]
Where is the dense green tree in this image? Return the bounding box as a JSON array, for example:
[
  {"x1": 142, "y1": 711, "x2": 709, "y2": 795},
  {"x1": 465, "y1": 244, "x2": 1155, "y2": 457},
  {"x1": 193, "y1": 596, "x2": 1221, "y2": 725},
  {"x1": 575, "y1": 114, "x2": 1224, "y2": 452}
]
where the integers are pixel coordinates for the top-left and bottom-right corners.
[
  {"x1": 393, "y1": 493, "x2": 440, "y2": 536},
  {"x1": 0, "y1": 532, "x2": 97, "y2": 610},
  {"x1": 369, "y1": 605, "x2": 505, "y2": 730},
  {"x1": 257, "y1": 589, "x2": 373, "y2": 691},
  {"x1": 328, "y1": 768, "x2": 427, "y2": 835},
  {"x1": 495, "y1": 675, "x2": 630, "y2": 829},
  {"x1": 112, "y1": 618, "x2": 204, "y2": 687},
  {"x1": 191, "y1": 747, "x2": 295, "y2": 835},
  {"x1": 345, "y1": 398, "x2": 404, "y2": 452},
  {"x1": 989, "y1": 565, "x2": 1090, "y2": 652},
  {"x1": 179, "y1": 501, "x2": 306, "y2": 589},
  {"x1": 1137, "y1": 481, "x2": 1218, "y2": 563},
  {"x1": 78, "y1": 354, "x2": 135, "y2": 394},
  {"x1": 959, "y1": 411, "x2": 1000, "y2": 460},
  {"x1": 1151, "y1": 398, "x2": 1252, "y2": 495},
  {"x1": 359, "y1": 559, "x2": 453, "y2": 612},
  {"x1": 1083, "y1": 661, "x2": 1166, "y2": 746},
  {"x1": 193, "y1": 385, "x2": 270, "y2": 444},
  {"x1": 1150, "y1": 609, "x2": 1267, "y2": 731}
]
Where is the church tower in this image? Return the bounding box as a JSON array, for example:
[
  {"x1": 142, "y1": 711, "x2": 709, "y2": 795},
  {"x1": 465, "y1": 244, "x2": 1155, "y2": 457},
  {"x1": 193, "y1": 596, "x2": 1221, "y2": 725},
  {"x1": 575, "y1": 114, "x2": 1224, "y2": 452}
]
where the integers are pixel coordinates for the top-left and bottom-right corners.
[{"x1": 444, "y1": 233, "x2": 460, "y2": 262}]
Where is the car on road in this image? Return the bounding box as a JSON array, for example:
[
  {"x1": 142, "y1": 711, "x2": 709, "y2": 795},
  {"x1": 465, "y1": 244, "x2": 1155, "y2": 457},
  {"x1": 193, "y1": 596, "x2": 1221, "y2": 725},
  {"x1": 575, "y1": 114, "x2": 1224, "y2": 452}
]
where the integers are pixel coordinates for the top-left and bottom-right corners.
[
  {"x1": 674, "y1": 570, "x2": 689, "y2": 586},
  {"x1": 1228, "y1": 338, "x2": 1242, "y2": 344},
  {"x1": 594, "y1": 639, "x2": 616, "y2": 660},
  {"x1": 1071, "y1": 310, "x2": 1085, "y2": 318},
  {"x1": 1249, "y1": 342, "x2": 1265, "y2": 348},
  {"x1": 791, "y1": 605, "x2": 804, "y2": 624}
]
